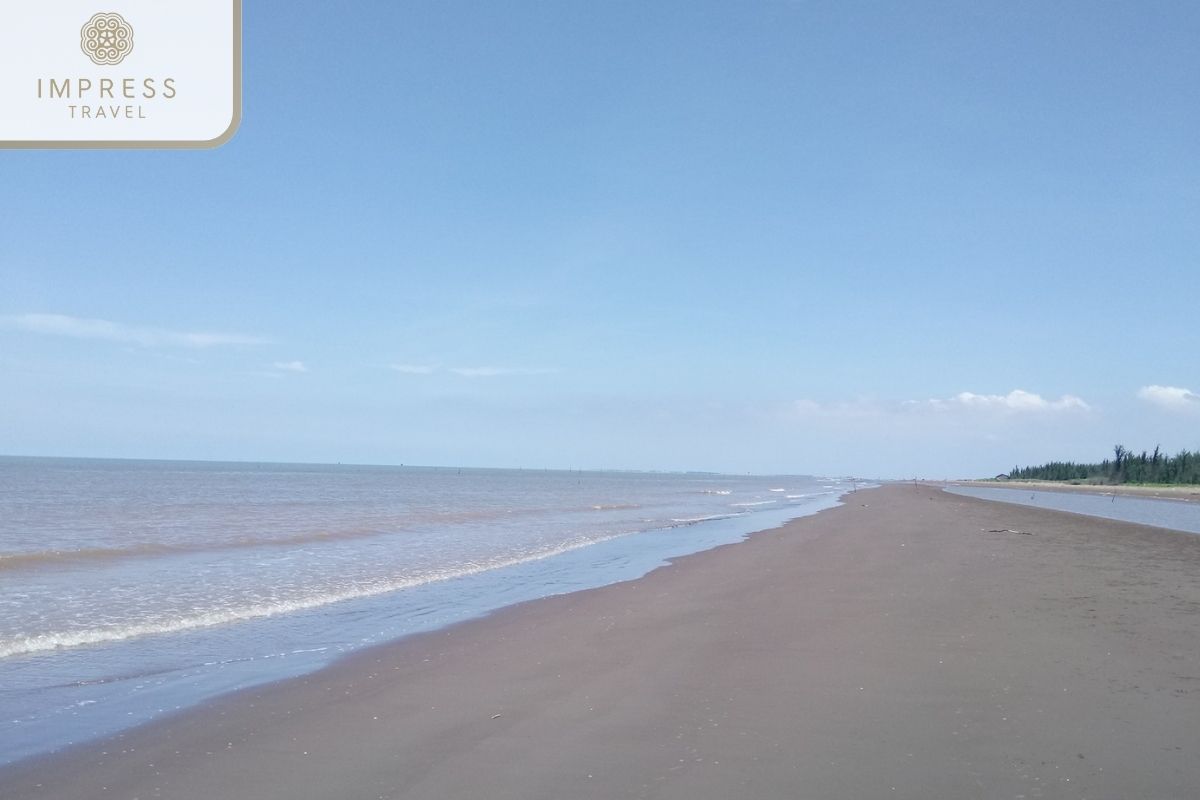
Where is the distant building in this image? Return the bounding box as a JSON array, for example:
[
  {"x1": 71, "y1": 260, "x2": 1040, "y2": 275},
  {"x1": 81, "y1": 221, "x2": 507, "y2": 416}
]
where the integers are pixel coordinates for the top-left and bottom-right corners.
[{"x1": 994, "y1": 473, "x2": 1010, "y2": 480}]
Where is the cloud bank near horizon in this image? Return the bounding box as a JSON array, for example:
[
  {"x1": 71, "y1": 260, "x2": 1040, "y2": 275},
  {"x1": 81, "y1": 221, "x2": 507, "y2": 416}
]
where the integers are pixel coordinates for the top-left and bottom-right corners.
[
  {"x1": 791, "y1": 389, "x2": 1092, "y2": 420},
  {"x1": 923, "y1": 390, "x2": 1090, "y2": 413},
  {"x1": 1137, "y1": 385, "x2": 1200, "y2": 412}
]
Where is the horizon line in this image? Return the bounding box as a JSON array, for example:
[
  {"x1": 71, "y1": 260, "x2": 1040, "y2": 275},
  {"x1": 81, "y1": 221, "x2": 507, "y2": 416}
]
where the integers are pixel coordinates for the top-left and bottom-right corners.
[{"x1": 0, "y1": 453, "x2": 864, "y2": 480}]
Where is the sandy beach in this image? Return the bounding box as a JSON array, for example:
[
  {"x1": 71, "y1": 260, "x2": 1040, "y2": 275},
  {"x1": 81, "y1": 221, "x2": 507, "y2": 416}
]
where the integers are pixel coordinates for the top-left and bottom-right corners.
[{"x1": 4, "y1": 484, "x2": 1199, "y2": 799}]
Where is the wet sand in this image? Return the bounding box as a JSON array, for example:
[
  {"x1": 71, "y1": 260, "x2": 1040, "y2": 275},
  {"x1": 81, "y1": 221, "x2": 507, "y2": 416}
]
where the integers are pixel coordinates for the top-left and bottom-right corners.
[{"x1": 4, "y1": 484, "x2": 1199, "y2": 799}]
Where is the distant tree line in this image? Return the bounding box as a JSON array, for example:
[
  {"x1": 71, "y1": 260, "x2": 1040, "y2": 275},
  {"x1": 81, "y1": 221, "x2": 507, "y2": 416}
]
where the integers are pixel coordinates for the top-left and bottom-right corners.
[{"x1": 1009, "y1": 445, "x2": 1200, "y2": 485}]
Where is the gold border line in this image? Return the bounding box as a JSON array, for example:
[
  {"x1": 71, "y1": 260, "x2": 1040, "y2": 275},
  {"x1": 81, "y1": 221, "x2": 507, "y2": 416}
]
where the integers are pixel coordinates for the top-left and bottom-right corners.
[{"x1": 1, "y1": 0, "x2": 242, "y2": 150}]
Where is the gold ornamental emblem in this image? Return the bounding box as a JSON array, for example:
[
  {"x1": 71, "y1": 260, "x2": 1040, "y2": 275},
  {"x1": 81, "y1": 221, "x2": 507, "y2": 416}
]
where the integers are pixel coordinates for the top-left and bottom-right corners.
[{"x1": 81, "y1": 12, "x2": 134, "y2": 66}]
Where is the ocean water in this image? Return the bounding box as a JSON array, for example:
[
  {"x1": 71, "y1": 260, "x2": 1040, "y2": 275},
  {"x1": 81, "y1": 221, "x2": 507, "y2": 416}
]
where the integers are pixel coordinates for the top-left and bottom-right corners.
[
  {"x1": 944, "y1": 485, "x2": 1200, "y2": 534},
  {"x1": 0, "y1": 457, "x2": 853, "y2": 766}
]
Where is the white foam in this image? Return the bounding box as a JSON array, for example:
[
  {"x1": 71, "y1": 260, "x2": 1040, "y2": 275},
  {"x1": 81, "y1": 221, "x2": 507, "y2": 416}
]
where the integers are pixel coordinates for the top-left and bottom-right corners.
[
  {"x1": 730, "y1": 500, "x2": 777, "y2": 507},
  {"x1": 668, "y1": 513, "x2": 739, "y2": 524},
  {"x1": 0, "y1": 535, "x2": 628, "y2": 660}
]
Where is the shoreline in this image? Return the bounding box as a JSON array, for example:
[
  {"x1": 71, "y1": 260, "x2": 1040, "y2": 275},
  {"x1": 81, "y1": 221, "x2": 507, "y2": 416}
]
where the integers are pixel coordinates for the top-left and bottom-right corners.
[
  {"x1": 0, "y1": 491, "x2": 848, "y2": 768},
  {"x1": 4, "y1": 484, "x2": 1199, "y2": 799},
  {"x1": 951, "y1": 479, "x2": 1200, "y2": 503}
]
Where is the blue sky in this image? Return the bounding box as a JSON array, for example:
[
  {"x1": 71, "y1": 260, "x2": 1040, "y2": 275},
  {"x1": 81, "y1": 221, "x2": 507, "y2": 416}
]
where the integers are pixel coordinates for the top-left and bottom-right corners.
[{"x1": 1, "y1": 1, "x2": 1197, "y2": 477}]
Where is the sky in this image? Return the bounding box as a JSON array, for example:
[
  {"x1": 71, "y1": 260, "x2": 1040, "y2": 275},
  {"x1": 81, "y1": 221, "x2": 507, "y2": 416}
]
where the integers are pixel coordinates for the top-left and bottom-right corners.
[{"x1": 1, "y1": 0, "x2": 1197, "y2": 478}]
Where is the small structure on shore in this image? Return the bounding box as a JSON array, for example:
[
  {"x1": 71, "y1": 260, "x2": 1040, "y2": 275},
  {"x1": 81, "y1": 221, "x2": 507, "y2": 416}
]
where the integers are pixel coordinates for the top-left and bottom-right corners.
[{"x1": 994, "y1": 473, "x2": 1010, "y2": 481}]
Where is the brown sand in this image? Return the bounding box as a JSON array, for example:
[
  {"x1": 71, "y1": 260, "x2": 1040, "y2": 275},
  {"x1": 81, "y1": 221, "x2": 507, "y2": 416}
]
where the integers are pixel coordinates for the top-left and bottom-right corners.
[{"x1": 4, "y1": 485, "x2": 1199, "y2": 799}]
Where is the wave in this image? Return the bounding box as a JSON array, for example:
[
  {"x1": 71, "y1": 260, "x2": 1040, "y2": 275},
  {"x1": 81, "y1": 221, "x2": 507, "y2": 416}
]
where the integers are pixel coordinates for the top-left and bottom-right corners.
[
  {"x1": 0, "y1": 502, "x2": 649, "y2": 573},
  {"x1": 730, "y1": 500, "x2": 777, "y2": 507},
  {"x1": 0, "y1": 534, "x2": 631, "y2": 659},
  {"x1": 0, "y1": 546, "x2": 181, "y2": 570},
  {"x1": 0, "y1": 526, "x2": 392, "y2": 572},
  {"x1": 667, "y1": 513, "x2": 741, "y2": 525}
]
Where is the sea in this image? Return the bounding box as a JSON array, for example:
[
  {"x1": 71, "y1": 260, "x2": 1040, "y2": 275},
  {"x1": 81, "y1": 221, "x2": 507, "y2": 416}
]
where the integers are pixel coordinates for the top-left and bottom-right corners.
[
  {"x1": 0, "y1": 457, "x2": 854, "y2": 766},
  {"x1": 944, "y1": 485, "x2": 1200, "y2": 535}
]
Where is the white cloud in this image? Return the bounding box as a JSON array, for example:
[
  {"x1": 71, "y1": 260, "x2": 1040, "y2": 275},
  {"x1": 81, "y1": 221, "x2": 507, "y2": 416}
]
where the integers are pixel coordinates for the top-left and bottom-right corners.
[
  {"x1": 788, "y1": 389, "x2": 1091, "y2": 423},
  {"x1": 1137, "y1": 385, "x2": 1200, "y2": 412},
  {"x1": 922, "y1": 389, "x2": 1090, "y2": 413},
  {"x1": 1, "y1": 313, "x2": 268, "y2": 348},
  {"x1": 272, "y1": 360, "x2": 308, "y2": 373},
  {"x1": 388, "y1": 364, "x2": 552, "y2": 377},
  {"x1": 449, "y1": 366, "x2": 554, "y2": 378}
]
